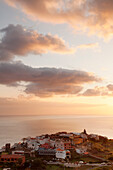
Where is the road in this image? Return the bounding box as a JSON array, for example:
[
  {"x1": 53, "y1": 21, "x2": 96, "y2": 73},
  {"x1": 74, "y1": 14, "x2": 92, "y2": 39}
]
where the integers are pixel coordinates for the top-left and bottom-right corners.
[{"x1": 47, "y1": 161, "x2": 112, "y2": 168}]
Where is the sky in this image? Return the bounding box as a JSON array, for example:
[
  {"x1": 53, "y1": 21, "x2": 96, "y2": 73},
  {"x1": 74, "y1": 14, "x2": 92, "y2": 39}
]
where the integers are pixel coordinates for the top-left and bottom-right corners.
[{"x1": 1, "y1": 0, "x2": 113, "y2": 115}]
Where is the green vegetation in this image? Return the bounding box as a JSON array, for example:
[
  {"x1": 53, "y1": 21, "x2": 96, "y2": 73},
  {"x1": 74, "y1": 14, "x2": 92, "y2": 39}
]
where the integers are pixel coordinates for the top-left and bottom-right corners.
[
  {"x1": 70, "y1": 150, "x2": 101, "y2": 163},
  {"x1": 46, "y1": 166, "x2": 113, "y2": 170},
  {"x1": 92, "y1": 166, "x2": 113, "y2": 170},
  {"x1": 87, "y1": 139, "x2": 113, "y2": 160},
  {"x1": 30, "y1": 158, "x2": 46, "y2": 170},
  {"x1": 46, "y1": 165, "x2": 74, "y2": 170}
]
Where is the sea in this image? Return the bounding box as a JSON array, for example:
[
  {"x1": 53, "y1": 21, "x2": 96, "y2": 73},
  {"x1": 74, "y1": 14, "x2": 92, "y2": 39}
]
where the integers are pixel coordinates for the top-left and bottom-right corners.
[{"x1": 0, "y1": 115, "x2": 113, "y2": 148}]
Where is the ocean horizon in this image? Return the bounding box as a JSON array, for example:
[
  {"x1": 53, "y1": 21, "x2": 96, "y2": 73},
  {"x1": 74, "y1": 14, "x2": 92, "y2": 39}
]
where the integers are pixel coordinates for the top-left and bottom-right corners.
[{"x1": 0, "y1": 115, "x2": 113, "y2": 148}]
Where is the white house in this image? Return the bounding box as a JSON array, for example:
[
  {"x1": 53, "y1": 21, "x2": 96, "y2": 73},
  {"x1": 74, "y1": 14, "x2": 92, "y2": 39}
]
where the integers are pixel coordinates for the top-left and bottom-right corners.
[
  {"x1": 55, "y1": 140, "x2": 64, "y2": 150},
  {"x1": 89, "y1": 134, "x2": 99, "y2": 141},
  {"x1": 72, "y1": 132, "x2": 80, "y2": 136},
  {"x1": 50, "y1": 140, "x2": 55, "y2": 148},
  {"x1": 27, "y1": 140, "x2": 40, "y2": 150},
  {"x1": 75, "y1": 145, "x2": 87, "y2": 155},
  {"x1": 38, "y1": 138, "x2": 50, "y2": 145},
  {"x1": 80, "y1": 133, "x2": 88, "y2": 140},
  {"x1": 76, "y1": 147, "x2": 87, "y2": 154},
  {"x1": 56, "y1": 148, "x2": 66, "y2": 159}
]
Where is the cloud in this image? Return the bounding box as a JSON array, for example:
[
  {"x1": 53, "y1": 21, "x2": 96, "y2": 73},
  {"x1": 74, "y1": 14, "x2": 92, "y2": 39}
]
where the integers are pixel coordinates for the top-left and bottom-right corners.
[
  {"x1": 107, "y1": 84, "x2": 113, "y2": 91},
  {"x1": 4, "y1": 0, "x2": 113, "y2": 38},
  {"x1": 0, "y1": 24, "x2": 74, "y2": 61},
  {"x1": 25, "y1": 83, "x2": 83, "y2": 97},
  {"x1": 81, "y1": 85, "x2": 113, "y2": 96},
  {"x1": 81, "y1": 88, "x2": 100, "y2": 96},
  {"x1": 0, "y1": 62, "x2": 100, "y2": 97},
  {"x1": 77, "y1": 43, "x2": 99, "y2": 49}
]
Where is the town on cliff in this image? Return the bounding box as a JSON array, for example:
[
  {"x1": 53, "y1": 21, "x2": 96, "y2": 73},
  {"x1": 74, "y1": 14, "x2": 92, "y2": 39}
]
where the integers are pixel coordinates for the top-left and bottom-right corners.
[{"x1": 0, "y1": 130, "x2": 113, "y2": 170}]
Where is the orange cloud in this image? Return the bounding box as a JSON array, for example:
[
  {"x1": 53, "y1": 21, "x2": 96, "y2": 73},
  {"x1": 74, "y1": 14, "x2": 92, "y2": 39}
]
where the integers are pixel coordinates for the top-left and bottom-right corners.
[
  {"x1": 0, "y1": 24, "x2": 74, "y2": 61},
  {"x1": 4, "y1": 0, "x2": 113, "y2": 38},
  {"x1": 77, "y1": 43, "x2": 99, "y2": 49}
]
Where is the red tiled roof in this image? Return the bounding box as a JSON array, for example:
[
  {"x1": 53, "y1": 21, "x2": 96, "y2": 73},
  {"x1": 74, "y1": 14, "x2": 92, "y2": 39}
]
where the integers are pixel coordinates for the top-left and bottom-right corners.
[
  {"x1": 84, "y1": 152, "x2": 89, "y2": 155},
  {"x1": 1, "y1": 154, "x2": 24, "y2": 158},
  {"x1": 42, "y1": 143, "x2": 49, "y2": 145},
  {"x1": 56, "y1": 148, "x2": 64, "y2": 152}
]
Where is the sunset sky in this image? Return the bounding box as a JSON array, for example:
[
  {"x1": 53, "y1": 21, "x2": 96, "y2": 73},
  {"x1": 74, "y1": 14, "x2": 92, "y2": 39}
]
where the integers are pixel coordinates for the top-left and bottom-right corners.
[{"x1": 1, "y1": 0, "x2": 113, "y2": 115}]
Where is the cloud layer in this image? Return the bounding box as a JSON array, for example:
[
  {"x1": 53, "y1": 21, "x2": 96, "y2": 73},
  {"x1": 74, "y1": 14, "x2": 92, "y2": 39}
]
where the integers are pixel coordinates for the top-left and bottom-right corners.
[
  {"x1": 5, "y1": 0, "x2": 113, "y2": 38},
  {"x1": 0, "y1": 62, "x2": 100, "y2": 97},
  {"x1": 0, "y1": 24, "x2": 74, "y2": 61}
]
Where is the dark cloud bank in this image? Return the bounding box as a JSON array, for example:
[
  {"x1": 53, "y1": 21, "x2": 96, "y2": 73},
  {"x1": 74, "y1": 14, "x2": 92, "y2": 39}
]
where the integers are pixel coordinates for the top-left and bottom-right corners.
[{"x1": 0, "y1": 62, "x2": 100, "y2": 97}]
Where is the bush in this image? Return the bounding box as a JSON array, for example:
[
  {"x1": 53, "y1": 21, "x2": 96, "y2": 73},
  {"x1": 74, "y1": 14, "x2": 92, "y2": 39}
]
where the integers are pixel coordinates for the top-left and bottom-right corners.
[
  {"x1": 108, "y1": 156, "x2": 113, "y2": 161},
  {"x1": 31, "y1": 158, "x2": 46, "y2": 170}
]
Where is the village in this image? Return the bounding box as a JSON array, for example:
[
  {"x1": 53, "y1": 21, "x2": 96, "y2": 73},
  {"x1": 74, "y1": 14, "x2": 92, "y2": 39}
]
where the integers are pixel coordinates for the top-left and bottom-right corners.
[{"x1": 0, "y1": 130, "x2": 113, "y2": 169}]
